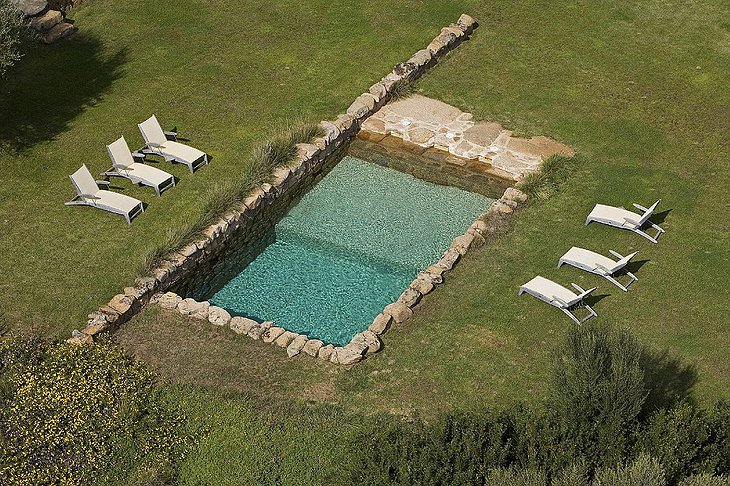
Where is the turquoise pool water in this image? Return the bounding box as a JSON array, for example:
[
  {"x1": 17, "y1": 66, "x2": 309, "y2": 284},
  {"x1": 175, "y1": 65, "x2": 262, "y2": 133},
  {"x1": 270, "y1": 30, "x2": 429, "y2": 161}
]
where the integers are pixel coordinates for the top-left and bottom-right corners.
[{"x1": 208, "y1": 156, "x2": 493, "y2": 345}]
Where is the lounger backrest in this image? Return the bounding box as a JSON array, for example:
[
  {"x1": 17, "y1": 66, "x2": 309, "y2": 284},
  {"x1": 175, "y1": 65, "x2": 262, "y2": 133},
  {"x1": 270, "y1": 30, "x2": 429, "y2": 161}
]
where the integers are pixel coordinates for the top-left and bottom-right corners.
[
  {"x1": 106, "y1": 136, "x2": 135, "y2": 168},
  {"x1": 138, "y1": 115, "x2": 167, "y2": 146},
  {"x1": 608, "y1": 251, "x2": 638, "y2": 274},
  {"x1": 636, "y1": 199, "x2": 661, "y2": 226},
  {"x1": 69, "y1": 164, "x2": 99, "y2": 197}
]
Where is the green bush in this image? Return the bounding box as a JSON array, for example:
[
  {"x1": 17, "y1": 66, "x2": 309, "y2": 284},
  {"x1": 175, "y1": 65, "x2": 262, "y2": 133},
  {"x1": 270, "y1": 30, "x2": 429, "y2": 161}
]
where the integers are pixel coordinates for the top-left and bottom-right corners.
[
  {"x1": 516, "y1": 154, "x2": 576, "y2": 201},
  {"x1": 0, "y1": 337, "x2": 193, "y2": 485},
  {"x1": 637, "y1": 402, "x2": 730, "y2": 484},
  {"x1": 593, "y1": 455, "x2": 665, "y2": 486},
  {"x1": 0, "y1": 1, "x2": 24, "y2": 78}
]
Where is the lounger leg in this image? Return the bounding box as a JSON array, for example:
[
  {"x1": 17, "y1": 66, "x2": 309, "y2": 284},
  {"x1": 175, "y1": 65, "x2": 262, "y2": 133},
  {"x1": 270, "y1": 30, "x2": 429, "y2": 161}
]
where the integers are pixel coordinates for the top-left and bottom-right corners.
[
  {"x1": 634, "y1": 228, "x2": 659, "y2": 244},
  {"x1": 561, "y1": 307, "x2": 582, "y2": 325},
  {"x1": 604, "y1": 275, "x2": 629, "y2": 292}
]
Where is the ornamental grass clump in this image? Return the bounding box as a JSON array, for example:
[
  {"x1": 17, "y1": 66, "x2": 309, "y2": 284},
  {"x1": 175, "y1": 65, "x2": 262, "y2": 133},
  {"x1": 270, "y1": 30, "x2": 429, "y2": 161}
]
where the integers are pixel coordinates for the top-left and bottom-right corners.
[
  {"x1": 0, "y1": 337, "x2": 194, "y2": 485},
  {"x1": 517, "y1": 154, "x2": 576, "y2": 201}
]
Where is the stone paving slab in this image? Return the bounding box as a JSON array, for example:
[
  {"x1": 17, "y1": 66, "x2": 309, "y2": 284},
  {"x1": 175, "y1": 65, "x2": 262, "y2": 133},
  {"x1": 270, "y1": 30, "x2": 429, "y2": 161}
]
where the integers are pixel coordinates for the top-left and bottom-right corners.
[{"x1": 363, "y1": 94, "x2": 574, "y2": 180}]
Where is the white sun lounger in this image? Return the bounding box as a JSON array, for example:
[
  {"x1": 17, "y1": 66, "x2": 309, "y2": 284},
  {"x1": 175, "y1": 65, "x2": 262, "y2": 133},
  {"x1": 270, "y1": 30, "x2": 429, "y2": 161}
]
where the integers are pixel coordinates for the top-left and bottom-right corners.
[
  {"x1": 138, "y1": 115, "x2": 209, "y2": 173},
  {"x1": 102, "y1": 136, "x2": 175, "y2": 197},
  {"x1": 585, "y1": 199, "x2": 665, "y2": 243},
  {"x1": 518, "y1": 276, "x2": 597, "y2": 324},
  {"x1": 65, "y1": 164, "x2": 144, "y2": 224},
  {"x1": 558, "y1": 247, "x2": 639, "y2": 292}
]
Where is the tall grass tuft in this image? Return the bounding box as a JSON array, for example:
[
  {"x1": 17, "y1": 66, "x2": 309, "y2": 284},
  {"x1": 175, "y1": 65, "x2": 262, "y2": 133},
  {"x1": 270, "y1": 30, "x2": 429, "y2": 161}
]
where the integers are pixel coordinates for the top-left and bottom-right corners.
[
  {"x1": 389, "y1": 79, "x2": 416, "y2": 101},
  {"x1": 136, "y1": 118, "x2": 322, "y2": 277},
  {"x1": 517, "y1": 154, "x2": 577, "y2": 201}
]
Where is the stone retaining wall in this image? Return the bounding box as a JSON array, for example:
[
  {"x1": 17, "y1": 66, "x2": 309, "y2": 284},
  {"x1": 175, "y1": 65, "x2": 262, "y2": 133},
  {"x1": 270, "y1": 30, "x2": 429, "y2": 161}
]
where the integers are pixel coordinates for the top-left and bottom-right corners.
[{"x1": 68, "y1": 14, "x2": 487, "y2": 361}]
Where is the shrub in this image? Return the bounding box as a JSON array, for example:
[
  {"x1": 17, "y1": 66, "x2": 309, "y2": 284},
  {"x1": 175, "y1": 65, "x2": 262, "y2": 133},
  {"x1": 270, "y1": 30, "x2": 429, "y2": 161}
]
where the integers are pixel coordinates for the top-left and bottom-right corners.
[
  {"x1": 592, "y1": 454, "x2": 665, "y2": 486},
  {"x1": 0, "y1": 0, "x2": 25, "y2": 77},
  {"x1": 0, "y1": 337, "x2": 193, "y2": 485},
  {"x1": 637, "y1": 402, "x2": 730, "y2": 483},
  {"x1": 550, "y1": 323, "x2": 647, "y2": 469}
]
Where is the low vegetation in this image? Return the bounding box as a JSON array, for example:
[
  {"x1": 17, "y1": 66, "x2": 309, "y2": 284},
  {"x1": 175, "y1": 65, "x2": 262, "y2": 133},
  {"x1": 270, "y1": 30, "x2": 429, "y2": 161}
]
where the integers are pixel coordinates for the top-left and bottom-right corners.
[
  {"x1": 0, "y1": 1, "x2": 25, "y2": 77},
  {"x1": 0, "y1": 336, "x2": 195, "y2": 485}
]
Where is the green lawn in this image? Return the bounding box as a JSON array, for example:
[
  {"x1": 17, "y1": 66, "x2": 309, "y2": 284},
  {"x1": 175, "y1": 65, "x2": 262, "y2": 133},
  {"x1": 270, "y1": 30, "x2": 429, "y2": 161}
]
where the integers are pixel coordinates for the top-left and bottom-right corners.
[{"x1": 2, "y1": 0, "x2": 729, "y2": 483}]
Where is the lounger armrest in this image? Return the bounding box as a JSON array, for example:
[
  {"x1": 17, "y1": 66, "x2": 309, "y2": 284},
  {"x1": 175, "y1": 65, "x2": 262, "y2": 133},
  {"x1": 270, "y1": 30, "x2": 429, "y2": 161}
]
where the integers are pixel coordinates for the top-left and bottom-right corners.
[
  {"x1": 633, "y1": 203, "x2": 649, "y2": 212},
  {"x1": 80, "y1": 193, "x2": 100, "y2": 200},
  {"x1": 553, "y1": 296, "x2": 569, "y2": 307},
  {"x1": 594, "y1": 264, "x2": 611, "y2": 274},
  {"x1": 164, "y1": 130, "x2": 178, "y2": 141},
  {"x1": 131, "y1": 151, "x2": 146, "y2": 161},
  {"x1": 95, "y1": 180, "x2": 110, "y2": 188},
  {"x1": 146, "y1": 142, "x2": 163, "y2": 148},
  {"x1": 623, "y1": 216, "x2": 641, "y2": 225},
  {"x1": 608, "y1": 249, "x2": 624, "y2": 259}
]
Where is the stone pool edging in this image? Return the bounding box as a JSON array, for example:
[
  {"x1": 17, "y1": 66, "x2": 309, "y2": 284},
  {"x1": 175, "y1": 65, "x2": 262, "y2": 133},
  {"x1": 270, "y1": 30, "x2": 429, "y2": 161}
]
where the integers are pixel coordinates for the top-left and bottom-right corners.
[
  {"x1": 140, "y1": 185, "x2": 527, "y2": 366},
  {"x1": 68, "y1": 13, "x2": 481, "y2": 346}
]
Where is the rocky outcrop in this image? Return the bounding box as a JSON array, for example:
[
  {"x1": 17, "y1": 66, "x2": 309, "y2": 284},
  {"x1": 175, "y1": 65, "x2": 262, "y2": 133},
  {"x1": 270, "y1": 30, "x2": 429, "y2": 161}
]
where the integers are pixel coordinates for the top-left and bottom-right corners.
[{"x1": 12, "y1": 0, "x2": 76, "y2": 44}]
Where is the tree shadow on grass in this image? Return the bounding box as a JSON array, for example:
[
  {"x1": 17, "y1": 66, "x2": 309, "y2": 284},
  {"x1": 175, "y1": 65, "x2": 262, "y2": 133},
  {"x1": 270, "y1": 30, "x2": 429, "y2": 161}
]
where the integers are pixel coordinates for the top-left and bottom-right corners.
[
  {"x1": 0, "y1": 34, "x2": 127, "y2": 153},
  {"x1": 639, "y1": 347, "x2": 698, "y2": 418}
]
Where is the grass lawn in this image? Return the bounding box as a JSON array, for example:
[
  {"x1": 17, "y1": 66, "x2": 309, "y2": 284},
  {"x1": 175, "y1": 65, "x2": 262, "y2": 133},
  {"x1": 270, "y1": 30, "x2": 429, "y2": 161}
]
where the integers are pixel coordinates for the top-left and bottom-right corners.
[{"x1": 2, "y1": 0, "x2": 729, "y2": 482}]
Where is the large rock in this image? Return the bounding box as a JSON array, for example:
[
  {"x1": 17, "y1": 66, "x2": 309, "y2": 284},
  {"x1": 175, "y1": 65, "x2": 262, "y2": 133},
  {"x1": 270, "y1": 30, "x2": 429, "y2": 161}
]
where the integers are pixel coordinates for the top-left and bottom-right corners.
[
  {"x1": 12, "y1": 0, "x2": 47, "y2": 16},
  {"x1": 230, "y1": 316, "x2": 258, "y2": 334},
  {"x1": 318, "y1": 344, "x2": 335, "y2": 361},
  {"x1": 302, "y1": 339, "x2": 324, "y2": 357},
  {"x1": 368, "y1": 313, "x2": 391, "y2": 335},
  {"x1": 108, "y1": 293, "x2": 134, "y2": 315},
  {"x1": 408, "y1": 49, "x2": 433, "y2": 68},
  {"x1": 275, "y1": 331, "x2": 297, "y2": 348},
  {"x1": 262, "y1": 326, "x2": 285, "y2": 343},
  {"x1": 208, "y1": 306, "x2": 232, "y2": 326},
  {"x1": 351, "y1": 330, "x2": 381, "y2": 354},
  {"x1": 384, "y1": 302, "x2": 413, "y2": 323},
  {"x1": 410, "y1": 277, "x2": 434, "y2": 296},
  {"x1": 457, "y1": 13, "x2": 478, "y2": 33},
  {"x1": 287, "y1": 335, "x2": 308, "y2": 357},
  {"x1": 437, "y1": 249, "x2": 461, "y2": 270},
  {"x1": 503, "y1": 187, "x2": 528, "y2": 203},
  {"x1": 30, "y1": 9, "x2": 62, "y2": 31},
  {"x1": 177, "y1": 298, "x2": 209, "y2": 319},
  {"x1": 156, "y1": 292, "x2": 182, "y2": 310},
  {"x1": 337, "y1": 345, "x2": 365, "y2": 365},
  {"x1": 451, "y1": 234, "x2": 475, "y2": 255},
  {"x1": 42, "y1": 21, "x2": 76, "y2": 44},
  {"x1": 398, "y1": 288, "x2": 421, "y2": 308}
]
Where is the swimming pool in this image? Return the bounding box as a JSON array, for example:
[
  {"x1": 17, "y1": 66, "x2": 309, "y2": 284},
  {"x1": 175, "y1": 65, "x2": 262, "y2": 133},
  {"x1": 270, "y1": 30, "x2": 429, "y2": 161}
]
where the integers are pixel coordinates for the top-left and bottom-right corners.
[{"x1": 203, "y1": 156, "x2": 493, "y2": 346}]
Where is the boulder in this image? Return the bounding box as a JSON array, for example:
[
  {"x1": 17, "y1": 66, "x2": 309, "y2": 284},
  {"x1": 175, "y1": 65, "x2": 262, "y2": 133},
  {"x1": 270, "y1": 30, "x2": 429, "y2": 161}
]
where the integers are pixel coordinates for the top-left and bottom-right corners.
[
  {"x1": 230, "y1": 316, "x2": 258, "y2": 335},
  {"x1": 494, "y1": 201, "x2": 514, "y2": 214},
  {"x1": 368, "y1": 313, "x2": 391, "y2": 335},
  {"x1": 368, "y1": 82, "x2": 388, "y2": 102},
  {"x1": 155, "y1": 292, "x2": 182, "y2": 310},
  {"x1": 457, "y1": 14, "x2": 478, "y2": 32},
  {"x1": 108, "y1": 293, "x2": 134, "y2": 315},
  {"x1": 319, "y1": 120, "x2": 341, "y2": 143},
  {"x1": 438, "y1": 249, "x2": 461, "y2": 270},
  {"x1": 275, "y1": 331, "x2": 297, "y2": 348},
  {"x1": 451, "y1": 233, "x2": 475, "y2": 255},
  {"x1": 398, "y1": 288, "x2": 421, "y2": 308},
  {"x1": 208, "y1": 306, "x2": 232, "y2": 326},
  {"x1": 287, "y1": 335, "x2": 308, "y2": 357},
  {"x1": 302, "y1": 339, "x2": 324, "y2": 357},
  {"x1": 177, "y1": 298, "x2": 209, "y2": 319},
  {"x1": 329, "y1": 347, "x2": 342, "y2": 364},
  {"x1": 42, "y1": 21, "x2": 76, "y2": 44},
  {"x1": 318, "y1": 344, "x2": 335, "y2": 361},
  {"x1": 427, "y1": 37, "x2": 449, "y2": 55},
  {"x1": 337, "y1": 345, "x2": 365, "y2": 365},
  {"x1": 351, "y1": 330, "x2": 381, "y2": 354},
  {"x1": 410, "y1": 277, "x2": 435, "y2": 295},
  {"x1": 503, "y1": 187, "x2": 528, "y2": 203},
  {"x1": 408, "y1": 49, "x2": 433, "y2": 68},
  {"x1": 346, "y1": 93, "x2": 376, "y2": 119},
  {"x1": 12, "y1": 0, "x2": 47, "y2": 16},
  {"x1": 262, "y1": 326, "x2": 285, "y2": 343},
  {"x1": 29, "y1": 9, "x2": 62, "y2": 32},
  {"x1": 248, "y1": 324, "x2": 266, "y2": 340},
  {"x1": 383, "y1": 302, "x2": 413, "y2": 323},
  {"x1": 67, "y1": 330, "x2": 93, "y2": 345}
]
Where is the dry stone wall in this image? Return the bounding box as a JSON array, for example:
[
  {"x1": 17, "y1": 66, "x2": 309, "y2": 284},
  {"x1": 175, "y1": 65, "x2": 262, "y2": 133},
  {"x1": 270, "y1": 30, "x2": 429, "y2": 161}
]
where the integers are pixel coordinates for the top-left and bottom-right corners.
[
  {"x1": 12, "y1": 0, "x2": 76, "y2": 43},
  {"x1": 69, "y1": 15, "x2": 496, "y2": 366}
]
